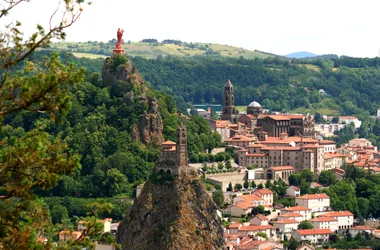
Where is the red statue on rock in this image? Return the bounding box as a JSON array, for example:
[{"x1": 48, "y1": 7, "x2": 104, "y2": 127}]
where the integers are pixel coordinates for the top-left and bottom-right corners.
[{"x1": 113, "y1": 28, "x2": 125, "y2": 56}]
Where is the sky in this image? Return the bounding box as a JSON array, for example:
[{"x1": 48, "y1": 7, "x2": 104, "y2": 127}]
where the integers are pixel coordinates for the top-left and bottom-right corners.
[{"x1": 3, "y1": 0, "x2": 380, "y2": 57}]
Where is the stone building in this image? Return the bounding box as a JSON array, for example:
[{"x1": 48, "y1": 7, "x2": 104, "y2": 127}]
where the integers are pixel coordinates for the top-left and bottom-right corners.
[
  {"x1": 221, "y1": 80, "x2": 236, "y2": 122},
  {"x1": 238, "y1": 142, "x2": 325, "y2": 176},
  {"x1": 256, "y1": 114, "x2": 315, "y2": 138},
  {"x1": 156, "y1": 122, "x2": 189, "y2": 175}
]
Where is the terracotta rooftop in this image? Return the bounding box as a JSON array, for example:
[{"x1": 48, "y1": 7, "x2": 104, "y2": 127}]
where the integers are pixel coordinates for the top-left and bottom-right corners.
[
  {"x1": 279, "y1": 212, "x2": 303, "y2": 217},
  {"x1": 162, "y1": 140, "x2": 176, "y2": 145},
  {"x1": 297, "y1": 193, "x2": 329, "y2": 199},
  {"x1": 281, "y1": 206, "x2": 311, "y2": 211},
  {"x1": 229, "y1": 223, "x2": 242, "y2": 229},
  {"x1": 239, "y1": 225, "x2": 274, "y2": 231},
  {"x1": 274, "y1": 219, "x2": 299, "y2": 224},
  {"x1": 239, "y1": 194, "x2": 265, "y2": 202},
  {"x1": 269, "y1": 166, "x2": 295, "y2": 171},
  {"x1": 225, "y1": 134, "x2": 256, "y2": 142},
  {"x1": 260, "y1": 115, "x2": 291, "y2": 121},
  {"x1": 261, "y1": 147, "x2": 301, "y2": 151},
  {"x1": 254, "y1": 188, "x2": 274, "y2": 195},
  {"x1": 296, "y1": 229, "x2": 333, "y2": 235},
  {"x1": 349, "y1": 225, "x2": 374, "y2": 231},
  {"x1": 318, "y1": 211, "x2": 354, "y2": 217},
  {"x1": 288, "y1": 186, "x2": 300, "y2": 191},
  {"x1": 309, "y1": 217, "x2": 337, "y2": 222},
  {"x1": 234, "y1": 201, "x2": 252, "y2": 210}
]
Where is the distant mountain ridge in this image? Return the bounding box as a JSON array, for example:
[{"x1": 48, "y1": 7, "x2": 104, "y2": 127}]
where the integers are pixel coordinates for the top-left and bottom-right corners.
[{"x1": 286, "y1": 51, "x2": 318, "y2": 58}]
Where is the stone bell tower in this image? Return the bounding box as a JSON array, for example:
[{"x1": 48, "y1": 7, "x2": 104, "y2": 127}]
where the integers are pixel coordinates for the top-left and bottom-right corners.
[
  {"x1": 176, "y1": 121, "x2": 188, "y2": 168},
  {"x1": 221, "y1": 80, "x2": 236, "y2": 122}
]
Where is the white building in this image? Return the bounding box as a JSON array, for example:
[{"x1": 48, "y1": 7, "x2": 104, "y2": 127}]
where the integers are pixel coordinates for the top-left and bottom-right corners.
[
  {"x1": 237, "y1": 225, "x2": 274, "y2": 238},
  {"x1": 273, "y1": 219, "x2": 299, "y2": 233},
  {"x1": 339, "y1": 116, "x2": 362, "y2": 129},
  {"x1": 278, "y1": 212, "x2": 304, "y2": 222},
  {"x1": 292, "y1": 229, "x2": 332, "y2": 243},
  {"x1": 253, "y1": 188, "x2": 274, "y2": 207},
  {"x1": 348, "y1": 226, "x2": 375, "y2": 237},
  {"x1": 319, "y1": 140, "x2": 337, "y2": 153},
  {"x1": 317, "y1": 211, "x2": 354, "y2": 230},
  {"x1": 280, "y1": 206, "x2": 312, "y2": 220},
  {"x1": 308, "y1": 217, "x2": 338, "y2": 232},
  {"x1": 296, "y1": 193, "x2": 330, "y2": 213},
  {"x1": 286, "y1": 186, "x2": 300, "y2": 197}
]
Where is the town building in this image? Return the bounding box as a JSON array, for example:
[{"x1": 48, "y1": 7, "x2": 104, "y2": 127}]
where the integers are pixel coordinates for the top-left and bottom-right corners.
[
  {"x1": 296, "y1": 243, "x2": 315, "y2": 250},
  {"x1": 237, "y1": 139, "x2": 325, "y2": 176},
  {"x1": 273, "y1": 219, "x2": 299, "y2": 233},
  {"x1": 250, "y1": 214, "x2": 268, "y2": 226},
  {"x1": 317, "y1": 211, "x2": 354, "y2": 230},
  {"x1": 291, "y1": 229, "x2": 333, "y2": 243},
  {"x1": 348, "y1": 226, "x2": 375, "y2": 237},
  {"x1": 265, "y1": 166, "x2": 295, "y2": 183},
  {"x1": 59, "y1": 231, "x2": 82, "y2": 241},
  {"x1": 280, "y1": 206, "x2": 312, "y2": 220},
  {"x1": 253, "y1": 189, "x2": 274, "y2": 207},
  {"x1": 308, "y1": 217, "x2": 338, "y2": 232},
  {"x1": 277, "y1": 212, "x2": 304, "y2": 222},
  {"x1": 295, "y1": 193, "x2": 330, "y2": 213},
  {"x1": 225, "y1": 134, "x2": 257, "y2": 148},
  {"x1": 78, "y1": 218, "x2": 112, "y2": 233},
  {"x1": 286, "y1": 186, "x2": 301, "y2": 197}
]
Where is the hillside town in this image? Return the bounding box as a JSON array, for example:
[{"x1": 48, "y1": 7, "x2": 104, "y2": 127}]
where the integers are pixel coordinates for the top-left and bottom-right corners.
[{"x1": 186, "y1": 80, "x2": 380, "y2": 249}]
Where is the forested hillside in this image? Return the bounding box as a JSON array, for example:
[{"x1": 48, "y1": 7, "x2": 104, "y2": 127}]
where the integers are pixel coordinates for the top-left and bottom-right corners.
[
  {"x1": 1, "y1": 51, "x2": 222, "y2": 199},
  {"x1": 131, "y1": 56, "x2": 380, "y2": 119}
]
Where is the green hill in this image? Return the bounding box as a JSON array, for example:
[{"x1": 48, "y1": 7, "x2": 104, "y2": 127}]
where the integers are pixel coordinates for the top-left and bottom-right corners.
[{"x1": 50, "y1": 41, "x2": 278, "y2": 60}]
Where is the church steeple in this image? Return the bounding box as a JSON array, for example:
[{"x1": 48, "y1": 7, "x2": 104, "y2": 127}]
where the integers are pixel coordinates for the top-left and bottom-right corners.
[
  {"x1": 176, "y1": 121, "x2": 188, "y2": 167},
  {"x1": 221, "y1": 80, "x2": 236, "y2": 122}
]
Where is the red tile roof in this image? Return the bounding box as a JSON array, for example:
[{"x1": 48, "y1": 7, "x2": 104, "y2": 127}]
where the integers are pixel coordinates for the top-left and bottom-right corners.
[
  {"x1": 239, "y1": 225, "x2": 274, "y2": 231},
  {"x1": 349, "y1": 226, "x2": 374, "y2": 231},
  {"x1": 229, "y1": 223, "x2": 242, "y2": 229},
  {"x1": 279, "y1": 212, "x2": 303, "y2": 217},
  {"x1": 281, "y1": 206, "x2": 311, "y2": 211},
  {"x1": 162, "y1": 140, "x2": 175, "y2": 145},
  {"x1": 254, "y1": 188, "x2": 274, "y2": 195},
  {"x1": 234, "y1": 201, "x2": 252, "y2": 210},
  {"x1": 261, "y1": 115, "x2": 291, "y2": 121},
  {"x1": 309, "y1": 217, "x2": 337, "y2": 222},
  {"x1": 274, "y1": 219, "x2": 299, "y2": 224},
  {"x1": 269, "y1": 166, "x2": 295, "y2": 171},
  {"x1": 318, "y1": 211, "x2": 354, "y2": 217},
  {"x1": 297, "y1": 193, "x2": 329, "y2": 199},
  {"x1": 296, "y1": 229, "x2": 333, "y2": 235},
  {"x1": 288, "y1": 186, "x2": 300, "y2": 191},
  {"x1": 225, "y1": 134, "x2": 256, "y2": 142}
]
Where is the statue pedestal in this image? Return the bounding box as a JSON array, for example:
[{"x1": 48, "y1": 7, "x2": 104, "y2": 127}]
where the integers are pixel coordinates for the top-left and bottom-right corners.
[{"x1": 113, "y1": 48, "x2": 125, "y2": 56}]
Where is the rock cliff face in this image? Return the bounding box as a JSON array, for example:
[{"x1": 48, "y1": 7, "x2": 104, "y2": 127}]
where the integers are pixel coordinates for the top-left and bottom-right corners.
[
  {"x1": 102, "y1": 57, "x2": 164, "y2": 144},
  {"x1": 117, "y1": 170, "x2": 226, "y2": 250}
]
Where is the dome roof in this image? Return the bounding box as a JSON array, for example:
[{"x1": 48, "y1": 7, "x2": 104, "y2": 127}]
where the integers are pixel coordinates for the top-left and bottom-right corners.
[{"x1": 248, "y1": 101, "x2": 261, "y2": 108}]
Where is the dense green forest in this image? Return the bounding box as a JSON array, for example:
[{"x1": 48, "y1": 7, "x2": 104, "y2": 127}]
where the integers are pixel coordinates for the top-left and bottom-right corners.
[
  {"x1": 1, "y1": 51, "x2": 222, "y2": 199},
  {"x1": 131, "y1": 56, "x2": 380, "y2": 116}
]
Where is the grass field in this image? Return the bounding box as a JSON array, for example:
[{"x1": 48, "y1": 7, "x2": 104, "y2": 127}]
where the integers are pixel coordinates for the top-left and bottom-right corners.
[
  {"x1": 51, "y1": 41, "x2": 277, "y2": 60},
  {"x1": 73, "y1": 52, "x2": 108, "y2": 59},
  {"x1": 299, "y1": 64, "x2": 321, "y2": 72}
]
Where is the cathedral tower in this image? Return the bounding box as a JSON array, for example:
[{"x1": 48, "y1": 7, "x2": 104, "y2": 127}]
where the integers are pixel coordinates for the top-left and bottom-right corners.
[
  {"x1": 221, "y1": 80, "x2": 236, "y2": 122},
  {"x1": 176, "y1": 121, "x2": 188, "y2": 167}
]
